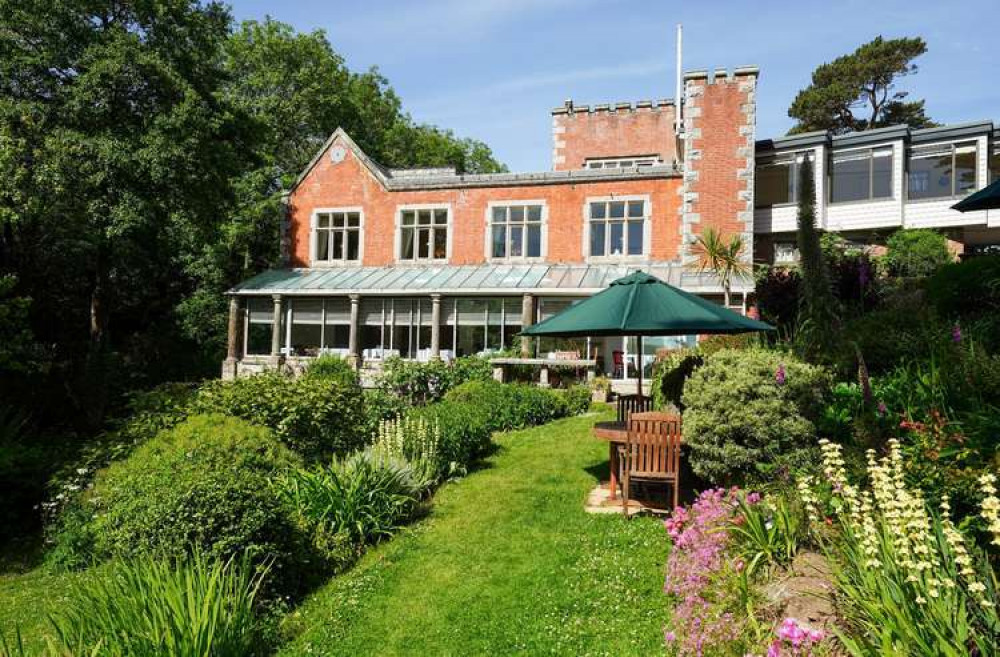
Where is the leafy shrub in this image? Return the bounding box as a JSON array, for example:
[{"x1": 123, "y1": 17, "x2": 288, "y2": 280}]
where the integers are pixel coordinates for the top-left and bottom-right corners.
[
  {"x1": 839, "y1": 288, "x2": 950, "y2": 375},
  {"x1": 50, "y1": 552, "x2": 268, "y2": 657},
  {"x1": 360, "y1": 387, "x2": 410, "y2": 440},
  {"x1": 651, "y1": 349, "x2": 703, "y2": 411},
  {"x1": 443, "y1": 380, "x2": 570, "y2": 431},
  {"x1": 563, "y1": 384, "x2": 592, "y2": 416},
  {"x1": 194, "y1": 371, "x2": 365, "y2": 461},
  {"x1": 681, "y1": 349, "x2": 831, "y2": 484},
  {"x1": 407, "y1": 399, "x2": 492, "y2": 471},
  {"x1": 376, "y1": 355, "x2": 491, "y2": 406},
  {"x1": 277, "y1": 450, "x2": 423, "y2": 549},
  {"x1": 304, "y1": 354, "x2": 359, "y2": 385},
  {"x1": 754, "y1": 265, "x2": 800, "y2": 331},
  {"x1": 84, "y1": 415, "x2": 315, "y2": 592},
  {"x1": 883, "y1": 228, "x2": 952, "y2": 277}
]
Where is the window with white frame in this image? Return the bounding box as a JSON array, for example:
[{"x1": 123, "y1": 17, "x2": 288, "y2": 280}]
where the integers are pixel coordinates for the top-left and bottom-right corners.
[
  {"x1": 588, "y1": 198, "x2": 647, "y2": 257},
  {"x1": 490, "y1": 204, "x2": 543, "y2": 259},
  {"x1": 585, "y1": 156, "x2": 660, "y2": 169},
  {"x1": 314, "y1": 210, "x2": 361, "y2": 263},
  {"x1": 399, "y1": 207, "x2": 448, "y2": 262},
  {"x1": 755, "y1": 152, "x2": 813, "y2": 207},
  {"x1": 829, "y1": 147, "x2": 893, "y2": 203},
  {"x1": 908, "y1": 141, "x2": 977, "y2": 200}
]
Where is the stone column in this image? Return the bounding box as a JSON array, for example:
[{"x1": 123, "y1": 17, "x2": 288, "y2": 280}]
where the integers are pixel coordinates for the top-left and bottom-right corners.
[
  {"x1": 348, "y1": 294, "x2": 360, "y2": 369},
  {"x1": 222, "y1": 296, "x2": 242, "y2": 380},
  {"x1": 520, "y1": 293, "x2": 535, "y2": 358},
  {"x1": 269, "y1": 294, "x2": 283, "y2": 368},
  {"x1": 430, "y1": 294, "x2": 441, "y2": 359}
]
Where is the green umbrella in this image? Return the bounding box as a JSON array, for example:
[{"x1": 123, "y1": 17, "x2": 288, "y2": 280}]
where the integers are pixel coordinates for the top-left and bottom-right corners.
[
  {"x1": 521, "y1": 271, "x2": 774, "y2": 394},
  {"x1": 952, "y1": 179, "x2": 1000, "y2": 212}
]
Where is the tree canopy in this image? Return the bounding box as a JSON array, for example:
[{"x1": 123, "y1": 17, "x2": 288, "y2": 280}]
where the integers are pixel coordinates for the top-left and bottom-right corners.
[
  {"x1": 0, "y1": 2, "x2": 506, "y2": 429},
  {"x1": 788, "y1": 36, "x2": 936, "y2": 135}
]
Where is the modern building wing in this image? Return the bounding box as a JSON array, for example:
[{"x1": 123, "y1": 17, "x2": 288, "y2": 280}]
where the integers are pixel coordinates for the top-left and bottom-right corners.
[{"x1": 754, "y1": 121, "x2": 1000, "y2": 263}]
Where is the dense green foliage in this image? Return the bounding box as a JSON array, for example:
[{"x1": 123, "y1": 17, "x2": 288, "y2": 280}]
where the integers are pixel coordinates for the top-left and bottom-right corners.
[
  {"x1": 376, "y1": 356, "x2": 492, "y2": 406},
  {"x1": 788, "y1": 36, "x2": 934, "y2": 134},
  {"x1": 194, "y1": 371, "x2": 366, "y2": 461},
  {"x1": 0, "y1": 2, "x2": 505, "y2": 439},
  {"x1": 794, "y1": 157, "x2": 841, "y2": 362},
  {"x1": 650, "y1": 349, "x2": 703, "y2": 411},
  {"x1": 81, "y1": 415, "x2": 315, "y2": 591},
  {"x1": 49, "y1": 552, "x2": 269, "y2": 657},
  {"x1": 278, "y1": 451, "x2": 426, "y2": 550},
  {"x1": 681, "y1": 349, "x2": 831, "y2": 483},
  {"x1": 884, "y1": 228, "x2": 952, "y2": 277}
]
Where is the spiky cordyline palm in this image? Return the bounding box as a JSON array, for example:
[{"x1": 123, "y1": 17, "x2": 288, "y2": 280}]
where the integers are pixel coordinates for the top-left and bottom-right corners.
[{"x1": 690, "y1": 227, "x2": 751, "y2": 307}]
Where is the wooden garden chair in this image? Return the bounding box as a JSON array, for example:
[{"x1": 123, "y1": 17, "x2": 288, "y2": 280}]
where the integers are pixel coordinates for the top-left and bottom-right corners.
[
  {"x1": 616, "y1": 393, "x2": 653, "y2": 425},
  {"x1": 622, "y1": 412, "x2": 682, "y2": 515}
]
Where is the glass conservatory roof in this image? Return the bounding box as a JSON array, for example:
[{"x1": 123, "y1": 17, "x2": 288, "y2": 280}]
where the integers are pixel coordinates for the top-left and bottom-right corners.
[{"x1": 230, "y1": 264, "x2": 741, "y2": 296}]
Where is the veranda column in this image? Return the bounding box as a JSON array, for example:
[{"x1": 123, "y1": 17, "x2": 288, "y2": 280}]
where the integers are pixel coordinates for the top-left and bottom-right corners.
[
  {"x1": 222, "y1": 295, "x2": 242, "y2": 380},
  {"x1": 429, "y1": 294, "x2": 441, "y2": 359},
  {"x1": 348, "y1": 294, "x2": 360, "y2": 369},
  {"x1": 520, "y1": 293, "x2": 535, "y2": 358},
  {"x1": 269, "y1": 294, "x2": 283, "y2": 368}
]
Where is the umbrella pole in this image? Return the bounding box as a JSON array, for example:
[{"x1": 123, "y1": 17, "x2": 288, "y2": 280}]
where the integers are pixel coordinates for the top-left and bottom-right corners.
[{"x1": 636, "y1": 335, "x2": 643, "y2": 397}]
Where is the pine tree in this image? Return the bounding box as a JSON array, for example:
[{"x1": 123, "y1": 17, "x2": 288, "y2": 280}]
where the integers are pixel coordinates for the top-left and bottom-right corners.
[{"x1": 795, "y1": 157, "x2": 840, "y2": 361}]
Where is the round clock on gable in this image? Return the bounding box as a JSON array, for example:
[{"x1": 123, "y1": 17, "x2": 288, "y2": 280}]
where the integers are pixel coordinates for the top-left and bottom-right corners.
[{"x1": 329, "y1": 145, "x2": 346, "y2": 163}]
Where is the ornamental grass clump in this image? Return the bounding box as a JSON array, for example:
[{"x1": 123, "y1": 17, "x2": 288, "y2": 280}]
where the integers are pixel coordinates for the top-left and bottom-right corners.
[{"x1": 804, "y1": 438, "x2": 1000, "y2": 655}]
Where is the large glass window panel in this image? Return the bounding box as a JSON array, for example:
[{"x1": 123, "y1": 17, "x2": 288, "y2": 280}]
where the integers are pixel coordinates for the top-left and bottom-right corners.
[
  {"x1": 316, "y1": 229, "x2": 330, "y2": 260},
  {"x1": 400, "y1": 228, "x2": 414, "y2": 260},
  {"x1": 347, "y1": 231, "x2": 359, "y2": 260},
  {"x1": 609, "y1": 222, "x2": 624, "y2": 255},
  {"x1": 872, "y1": 149, "x2": 893, "y2": 198},
  {"x1": 289, "y1": 324, "x2": 321, "y2": 356},
  {"x1": 322, "y1": 324, "x2": 349, "y2": 349},
  {"x1": 991, "y1": 151, "x2": 1000, "y2": 184},
  {"x1": 590, "y1": 202, "x2": 606, "y2": 219},
  {"x1": 492, "y1": 225, "x2": 506, "y2": 258},
  {"x1": 627, "y1": 220, "x2": 643, "y2": 255},
  {"x1": 526, "y1": 225, "x2": 541, "y2": 257},
  {"x1": 954, "y1": 143, "x2": 977, "y2": 195},
  {"x1": 609, "y1": 201, "x2": 625, "y2": 219},
  {"x1": 831, "y1": 151, "x2": 871, "y2": 203},
  {"x1": 433, "y1": 228, "x2": 447, "y2": 259},
  {"x1": 908, "y1": 145, "x2": 951, "y2": 199},
  {"x1": 510, "y1": 225, "x2": 523, "y2": 257},
  {"x1": 246, "y1": 298, "x2": 273, "y2": 355},
  {"x1": 755, "y1": 159, "x2": 794, "y2": 207},
  {"x1": 590, "y1": 222, "x2": 606, "y2": 256}
]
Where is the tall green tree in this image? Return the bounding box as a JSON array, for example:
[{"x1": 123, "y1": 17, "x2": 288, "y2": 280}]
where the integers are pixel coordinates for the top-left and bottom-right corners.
[
  {"x1": 794, "y1": 157, "x2": 840, "y2": 362},
  {"x1": 788, "y1": 36, "x2": 935, "y2": 134},
  {"x1": 0, "y1": 0, "x2": 251, "y2": 424}
]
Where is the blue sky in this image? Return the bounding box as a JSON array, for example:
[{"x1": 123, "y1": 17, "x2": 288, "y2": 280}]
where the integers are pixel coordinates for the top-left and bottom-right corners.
[{"x1": 227, "y1": 0, "x2": 996, "y2": 173}]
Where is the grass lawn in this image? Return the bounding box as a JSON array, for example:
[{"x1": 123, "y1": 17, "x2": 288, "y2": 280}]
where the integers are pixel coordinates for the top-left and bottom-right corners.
[{"x1": 279, "y1": 410, "x2": 670, "y2": 656}]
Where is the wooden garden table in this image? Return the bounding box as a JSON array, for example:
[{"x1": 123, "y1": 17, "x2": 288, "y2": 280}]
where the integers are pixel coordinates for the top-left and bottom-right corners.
[{"x1": 592, "y1": 420, "x2": 628, "y2": 500}]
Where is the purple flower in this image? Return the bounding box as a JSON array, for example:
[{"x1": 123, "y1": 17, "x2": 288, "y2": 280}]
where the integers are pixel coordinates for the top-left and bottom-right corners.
[
  {"x1": 952, "y1": 324, "x2": 962, "y2": 343},
  {"x1": 746, "y1": 491, "x2": 762, "y2": 505},
  {"x1": 775, "y1": 364, "x2": 786, "y2": 386},
  {"x1": 665, "y1": 630, "x2": 677, "y2": 642}
]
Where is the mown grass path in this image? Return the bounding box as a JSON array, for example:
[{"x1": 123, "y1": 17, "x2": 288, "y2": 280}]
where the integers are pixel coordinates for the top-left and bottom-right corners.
[{"x1": 280, "y1": 411, "x2": 669, "y2": 656}]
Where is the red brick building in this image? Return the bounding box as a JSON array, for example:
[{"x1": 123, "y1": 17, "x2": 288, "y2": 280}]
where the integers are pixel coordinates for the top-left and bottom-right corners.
[{"x1": 223, "y1": 67, "x2": 758, "y2": 381}]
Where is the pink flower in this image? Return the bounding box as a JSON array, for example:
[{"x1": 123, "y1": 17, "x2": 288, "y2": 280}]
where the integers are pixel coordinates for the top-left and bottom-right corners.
[
  {"x1": 665, "y1": 630, "x2": 677, "y2": 642},
  {"x1": 746, "y1": 491, "x2": 762, "y2": 505},
  {"x1": 775, "y1": 364, "x2": 786, "y2": 386},
  {"x1": 952, "y1": 324, "x2": 962, "y2": 343}
]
